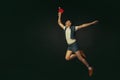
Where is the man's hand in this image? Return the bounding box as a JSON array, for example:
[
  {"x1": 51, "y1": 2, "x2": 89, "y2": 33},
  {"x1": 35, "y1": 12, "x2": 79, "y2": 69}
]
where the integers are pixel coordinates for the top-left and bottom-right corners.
[
  {"x1": 58, "y1": 7, "x2": 64, "y2": 14},
  {"x1": 91, "y1": 20, "x2": 99, "y2": 24},
  {"x1": 58, "y1": 12, "x2": 62, "y2": 16}
]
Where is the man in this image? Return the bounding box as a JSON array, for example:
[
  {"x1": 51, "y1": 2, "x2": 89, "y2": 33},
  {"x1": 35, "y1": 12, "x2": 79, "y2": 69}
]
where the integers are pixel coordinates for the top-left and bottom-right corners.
[{"x1": 57, "y1": 7, "x2": 98, "y2": 77}]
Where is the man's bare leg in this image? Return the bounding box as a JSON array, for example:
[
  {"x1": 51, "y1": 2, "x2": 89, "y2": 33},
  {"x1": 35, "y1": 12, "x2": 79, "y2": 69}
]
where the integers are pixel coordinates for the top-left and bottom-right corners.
[
  {"x1": 75, "y1": 50, "x2": 93, "y2": 76},
  {"x1": 65, "y1": 50, "x2": 73, "y2": 60},
  {"x1": 80, "y1": 50, "x2": 86, "y2": 58},
  {"x1": 69, "y1": 54, "x2": 77, "y2": 60},
  {"x1": 69, "y1": 50, "x2": 86, "y2": 60},
  {"x1": 65, "y1": 50, "x2": 77, "y2": 60}
]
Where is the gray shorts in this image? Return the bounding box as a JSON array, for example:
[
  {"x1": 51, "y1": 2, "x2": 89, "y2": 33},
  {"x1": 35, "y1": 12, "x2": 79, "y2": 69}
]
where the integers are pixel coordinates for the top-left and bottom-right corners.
[{"x1": 67, "y1": 42, "x2": 80, "y2": 53}]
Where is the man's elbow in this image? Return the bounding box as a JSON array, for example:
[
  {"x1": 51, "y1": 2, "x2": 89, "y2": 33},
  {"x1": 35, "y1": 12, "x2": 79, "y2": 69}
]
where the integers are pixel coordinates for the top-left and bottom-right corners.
[
  {"x1": 58, "y1": 21, "x2": 61, "y2": 24},
  {"x1": 58, "y1": 20, "x2": 60, "y2": 23}
]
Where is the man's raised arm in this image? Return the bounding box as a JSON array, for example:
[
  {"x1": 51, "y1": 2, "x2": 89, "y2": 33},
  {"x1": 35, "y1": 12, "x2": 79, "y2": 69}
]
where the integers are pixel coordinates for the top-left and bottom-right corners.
[
  {"x1": 76, "y1": 20, "x2": 98, "y2": 30},
  {"x1": 58, "y1": 7, "x2": 65, "y2": 29}
]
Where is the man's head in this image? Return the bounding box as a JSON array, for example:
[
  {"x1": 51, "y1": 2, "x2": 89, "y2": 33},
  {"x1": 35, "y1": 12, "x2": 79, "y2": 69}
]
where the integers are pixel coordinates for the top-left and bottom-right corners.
[{"x1": 65, "y1": 20, "x2": 72, "y2": 27}]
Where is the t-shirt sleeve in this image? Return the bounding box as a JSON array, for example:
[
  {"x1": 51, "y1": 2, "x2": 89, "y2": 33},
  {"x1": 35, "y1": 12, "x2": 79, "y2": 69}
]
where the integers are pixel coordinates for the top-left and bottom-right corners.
[
  {"x1": 63, "y1": 26, "x2": 66, "y2": 30},
  {"x1": 75, "y1": 26, "x2": 79, "y2": 31}
]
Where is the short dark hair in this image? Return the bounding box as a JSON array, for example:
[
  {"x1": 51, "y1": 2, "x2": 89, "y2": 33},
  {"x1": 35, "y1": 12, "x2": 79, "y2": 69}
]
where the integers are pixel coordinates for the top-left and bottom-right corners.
[
  {"x1": 65, "y1": 19, "x2": 74, "y2": 25},
  {"x1": 66, "y1": 19, "x2": 72, "y2": 22}
]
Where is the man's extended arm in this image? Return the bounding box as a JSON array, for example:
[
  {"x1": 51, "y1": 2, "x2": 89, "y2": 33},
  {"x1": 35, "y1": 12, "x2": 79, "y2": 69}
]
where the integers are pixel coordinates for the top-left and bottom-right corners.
[
  {"x1": 76, "y1": 20, "x2": 98, "y2": 30},
  {"x1": 58, "y1": 12, "x2": 65, "y2": 29}
]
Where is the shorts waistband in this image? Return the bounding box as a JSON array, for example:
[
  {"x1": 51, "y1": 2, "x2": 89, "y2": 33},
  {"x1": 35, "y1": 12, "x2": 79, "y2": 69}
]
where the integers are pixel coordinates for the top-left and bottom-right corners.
[{"x1": 68, "y1": 41, "x2": 77, "y2": 46}]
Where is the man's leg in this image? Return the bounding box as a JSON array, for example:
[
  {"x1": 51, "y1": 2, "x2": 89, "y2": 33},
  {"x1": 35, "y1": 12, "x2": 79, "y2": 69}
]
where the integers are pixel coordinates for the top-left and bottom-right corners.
[
  {"x1": 65, "y1": 50, "x2": 73, "y2": 61},
  {"x1": 80, "y1": 50, "x2": 86, "y2": 58},
  {"x1": 75, "y1": 50, "x2": 93, "y2": 76},
  {"x1": 69, "y1": 54, "x2": 77, "y2": 60}
]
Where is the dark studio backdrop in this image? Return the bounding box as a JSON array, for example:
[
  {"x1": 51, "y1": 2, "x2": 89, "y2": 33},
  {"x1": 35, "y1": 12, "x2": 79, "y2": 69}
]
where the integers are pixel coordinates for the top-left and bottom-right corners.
[{"x1": 1, "y1": 0, "x2": 120, "y2": 80}]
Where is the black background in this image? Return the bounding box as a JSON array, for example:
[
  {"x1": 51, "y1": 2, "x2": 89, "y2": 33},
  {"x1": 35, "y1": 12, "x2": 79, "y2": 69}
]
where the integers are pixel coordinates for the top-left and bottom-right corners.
[{"x1": 1, "y1": 0, "x2": 120, "y2": 80}]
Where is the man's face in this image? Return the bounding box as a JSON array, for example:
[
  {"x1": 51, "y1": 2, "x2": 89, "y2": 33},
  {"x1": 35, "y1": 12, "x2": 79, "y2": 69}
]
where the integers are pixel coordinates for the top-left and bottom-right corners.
[{"x1": 65, "y1": 20, "x2": 72, "y2": 27}]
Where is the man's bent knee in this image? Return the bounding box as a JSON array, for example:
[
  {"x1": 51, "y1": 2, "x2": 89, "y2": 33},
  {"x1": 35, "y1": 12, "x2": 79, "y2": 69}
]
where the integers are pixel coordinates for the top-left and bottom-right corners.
[{"x1": 65, "y1": 57, "x2": 70, "y2": 61}]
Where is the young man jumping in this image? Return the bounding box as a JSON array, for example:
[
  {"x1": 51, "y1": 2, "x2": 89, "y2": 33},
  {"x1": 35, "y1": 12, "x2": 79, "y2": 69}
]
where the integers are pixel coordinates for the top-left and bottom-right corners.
[{"x1": 57, "y1": 7, "x2": 98, "y2": 76}]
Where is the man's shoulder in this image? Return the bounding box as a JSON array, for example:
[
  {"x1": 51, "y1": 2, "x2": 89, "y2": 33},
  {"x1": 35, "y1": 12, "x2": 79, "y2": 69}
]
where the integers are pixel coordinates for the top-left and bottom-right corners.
[{"x1": 70, "y1": 26, "x2": 78, "y2": 31}]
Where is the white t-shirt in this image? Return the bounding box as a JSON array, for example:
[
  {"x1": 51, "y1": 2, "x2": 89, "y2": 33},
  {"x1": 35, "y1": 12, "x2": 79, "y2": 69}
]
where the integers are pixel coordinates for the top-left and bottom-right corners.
[{"x1": 63, "y1": 26, "x2": 78, "y2": 45}]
